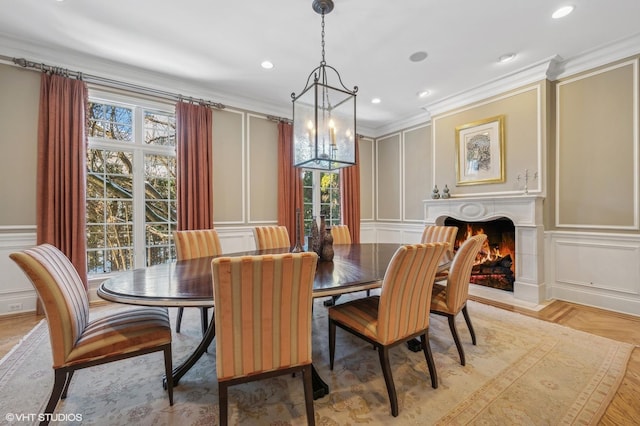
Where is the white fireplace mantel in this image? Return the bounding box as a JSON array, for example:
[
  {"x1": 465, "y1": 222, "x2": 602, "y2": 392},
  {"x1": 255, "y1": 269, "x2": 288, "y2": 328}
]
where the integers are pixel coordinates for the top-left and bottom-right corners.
[{"x1": 424, "y1": 195, "x2": 545, "y2": 305}]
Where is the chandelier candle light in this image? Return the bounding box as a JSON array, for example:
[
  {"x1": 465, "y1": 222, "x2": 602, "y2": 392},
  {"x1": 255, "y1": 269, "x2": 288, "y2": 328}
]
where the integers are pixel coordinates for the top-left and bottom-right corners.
[{"x1": 291, "y1": 0, "x2": 357, "y2": 170}]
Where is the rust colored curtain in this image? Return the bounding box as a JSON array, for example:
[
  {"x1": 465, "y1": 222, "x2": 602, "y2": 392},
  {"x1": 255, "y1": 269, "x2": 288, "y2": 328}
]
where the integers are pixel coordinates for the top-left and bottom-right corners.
[
  {"x1": 340, "y1": 138, "x2": 361, "y2": 243},
  {"x1": 277, "y1": 122, "x2": 303, "y2": 246},
  {"x1": 176, "y1": 102, "x2": 213, "y2": 230},
  {"x1": 37, "y1": 73, "x2": 88, "y2": 288}
]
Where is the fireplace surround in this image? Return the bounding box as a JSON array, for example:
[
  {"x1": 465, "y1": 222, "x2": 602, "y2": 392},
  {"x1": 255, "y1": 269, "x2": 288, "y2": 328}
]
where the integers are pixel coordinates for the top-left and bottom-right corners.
[{"x1": 424, "y1": 195, "x2": 545, "y2": 304}]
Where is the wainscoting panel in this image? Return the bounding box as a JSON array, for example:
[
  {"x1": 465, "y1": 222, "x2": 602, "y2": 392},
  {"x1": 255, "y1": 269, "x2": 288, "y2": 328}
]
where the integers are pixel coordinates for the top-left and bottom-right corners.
[
  {"x1": 547, "y1": 231, "x2": 640, "y2": 315},
  {"x1": 0, "y1": 229, "x2": 37, "y2": 315}
]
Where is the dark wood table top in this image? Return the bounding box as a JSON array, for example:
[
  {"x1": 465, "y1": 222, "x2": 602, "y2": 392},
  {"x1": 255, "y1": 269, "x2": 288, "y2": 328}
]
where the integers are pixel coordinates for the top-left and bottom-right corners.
[{"x1": 98, "y1": 243, "x2": 406, "y2": 307}]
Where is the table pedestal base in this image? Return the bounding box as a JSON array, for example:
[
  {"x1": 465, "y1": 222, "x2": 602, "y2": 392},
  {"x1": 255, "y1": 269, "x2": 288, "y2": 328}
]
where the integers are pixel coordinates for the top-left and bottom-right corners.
[
  {"x1": 163, "y1": 317, "x2": 330, "y2": 401},
  {"x1": 406, "y1": 338, "x2": 422, "y2": 352},
  {"x1": 312, "y1": 366, "x2": 329, "y2": 399},
  {"x1": 163, "y1": 316, "x2": 216, "y2": 388}
]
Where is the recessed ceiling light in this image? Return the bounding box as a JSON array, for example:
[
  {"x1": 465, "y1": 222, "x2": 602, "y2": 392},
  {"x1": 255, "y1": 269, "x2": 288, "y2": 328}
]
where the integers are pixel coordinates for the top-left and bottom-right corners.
[
  {"x1": 498, "y1": 53, "x2": 516, "y2": 63},
  {"x1": 552, "y1": 5, "x2": 575, "y2": 19},
  {"x1": 417, "y1": 90, "x2": 431, "y2": 98},
  {"x1": 409, "y1": 51, "x2": 428, "y2": 62},
  {"x1": 371, "y1": 98, "x2": 381, "y2": 104},
  {"x1": 261, "y1": 60, "x2": 274, "y2": 70}
]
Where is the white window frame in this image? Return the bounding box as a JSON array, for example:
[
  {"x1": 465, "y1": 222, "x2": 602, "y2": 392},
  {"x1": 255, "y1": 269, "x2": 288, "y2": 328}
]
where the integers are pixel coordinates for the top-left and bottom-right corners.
[{"x1": 87, "y1": 90, "x2": 176, "y2": 275}]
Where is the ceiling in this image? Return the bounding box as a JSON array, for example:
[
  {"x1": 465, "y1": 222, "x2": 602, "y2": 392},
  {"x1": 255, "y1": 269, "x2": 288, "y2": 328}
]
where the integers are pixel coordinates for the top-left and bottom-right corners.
[{"x1": 1, "y1": 0, "x2": 640, "y2": 136}]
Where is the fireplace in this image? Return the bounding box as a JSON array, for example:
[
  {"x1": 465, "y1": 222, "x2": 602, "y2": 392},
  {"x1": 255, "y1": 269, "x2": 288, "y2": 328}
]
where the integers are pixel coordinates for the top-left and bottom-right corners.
[
  {"x1": 423, "y1": 195, "x2": 545, "y2": 304},
  {"x1": 444, "y1": 217, "x2": 516, "y2": 291}
]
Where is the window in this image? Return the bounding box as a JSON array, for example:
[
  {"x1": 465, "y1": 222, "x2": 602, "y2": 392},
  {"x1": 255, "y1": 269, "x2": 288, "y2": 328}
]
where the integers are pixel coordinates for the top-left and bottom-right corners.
[
  {"x1": 302, "y1": 170, "x2": 341, "y2": 236},
  {"x1": 86, "y1": 95, "x2": 176, "y2": 275}
]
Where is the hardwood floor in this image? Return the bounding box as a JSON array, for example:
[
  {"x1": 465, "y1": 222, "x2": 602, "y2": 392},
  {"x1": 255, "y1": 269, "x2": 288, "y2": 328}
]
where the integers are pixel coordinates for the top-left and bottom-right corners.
[{"x1": 1, "y1": 299, "x2": 638, "y2": 424}]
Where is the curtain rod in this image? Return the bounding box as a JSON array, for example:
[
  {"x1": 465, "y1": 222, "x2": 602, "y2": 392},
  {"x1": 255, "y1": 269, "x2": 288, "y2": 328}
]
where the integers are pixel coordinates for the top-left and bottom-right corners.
[
  {"x1": 267, "y1": 115, "x2": 292, "y2": 124},
  {"x1": 0, "y1": 54, "x2": 226, "y2": 110}
]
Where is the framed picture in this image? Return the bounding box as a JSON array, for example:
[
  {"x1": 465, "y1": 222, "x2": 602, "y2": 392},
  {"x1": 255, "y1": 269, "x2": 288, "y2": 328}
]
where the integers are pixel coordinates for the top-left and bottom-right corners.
[{"x1": 455, "y1": 115, "x2": 505, "y2": 185}]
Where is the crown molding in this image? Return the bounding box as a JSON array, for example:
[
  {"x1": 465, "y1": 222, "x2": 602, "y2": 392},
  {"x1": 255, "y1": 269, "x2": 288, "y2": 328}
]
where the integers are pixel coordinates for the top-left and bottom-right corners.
[
  {"x1": 423, "y1": 55, "x2": 561, "y2": 118},
  {"x1": 2, "y1": 31, "x2": 639, "y2": 140},
  {"x1": 556, "y1": 32, "x2": 640, "y2": 79}
]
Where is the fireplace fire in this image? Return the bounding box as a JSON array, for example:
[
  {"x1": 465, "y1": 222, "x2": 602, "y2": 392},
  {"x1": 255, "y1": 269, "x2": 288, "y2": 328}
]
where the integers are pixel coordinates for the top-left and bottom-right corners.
[{"x1": 444, "y1": 217, "x2": 516, "y2": 291}]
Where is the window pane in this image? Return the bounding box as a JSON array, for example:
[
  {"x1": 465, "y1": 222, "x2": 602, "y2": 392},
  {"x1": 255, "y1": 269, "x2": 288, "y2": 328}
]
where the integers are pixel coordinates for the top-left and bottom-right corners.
[
  {"x1": 144, "y1": 153, "x2": 176, "y2": 266},
  {"x1": 320, "y1": 171, "x2": 340, "y2": 226},
  {"x1": 86, "y1": 250, "x2": 105, "y2": 274},
  {"x1": 88, "y1": 102, "x2": 133, "y2": 142},
  {"x1": 302, "y1": 169, "x2": 341, "y2": 236},
  {"x1": 107, "y1": 248, "x2": 134, "y2": 272},
  {"x1": 106, "y1": 200, "x2": 133, "y2": 223},
  {"x1": 144, "y1": 111, "x2": 176, "y2": 146}
]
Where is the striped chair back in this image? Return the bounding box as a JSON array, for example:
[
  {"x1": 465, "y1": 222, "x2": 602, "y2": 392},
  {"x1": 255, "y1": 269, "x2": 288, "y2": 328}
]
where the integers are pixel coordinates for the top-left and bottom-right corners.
[
  {"x1": 9, "y1": 244, "x2": 89, "y2": 367},
  {"x1": 173, "y1": 229, "x2": 222, "y2": 260},
  {"x1": 421, "y1": 225, "x2": 458, "y2": 262},
  {"x1": 444, "y1": 234, "x2": 487, "y2": 313},
  {"x1": 331, "y1": 225, "x2": 352, "y2": 245},
  {"x1": 377, "y1": 242, "x2": 447, "y2": 344},
  {"x1": 253, "y1": 226, "x2": 291, "y2": 250},
  {"x1": 212, "y1": 251, "x2": 318, "y2": 380}
]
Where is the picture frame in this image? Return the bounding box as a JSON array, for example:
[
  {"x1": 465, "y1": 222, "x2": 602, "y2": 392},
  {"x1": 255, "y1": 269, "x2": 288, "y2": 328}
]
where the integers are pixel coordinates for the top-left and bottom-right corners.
[{"x1": 455, "y1": 115, "x2": 505, "y2": 186}]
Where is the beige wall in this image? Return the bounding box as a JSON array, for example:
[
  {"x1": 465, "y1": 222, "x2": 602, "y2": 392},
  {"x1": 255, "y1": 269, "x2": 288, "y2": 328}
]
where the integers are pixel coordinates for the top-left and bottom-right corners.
[
  {"x1": 555, "y1": 59, "x2": 637, "y2": 231},
  {"x1": 3, "y1": 55, "x2": 637, "y2": 236},
  {"x1": 376, "y1": 133, "x2": 401, "y2": 220},
  {"x1": 403, "y1": 125, "x2": 431, "y2": 221},
  {"x1": 247, "y1": 114, "x2": 278, "y2": 223},
  {"x1": 358, "y1": 137, "x2": 375, "y2": 221},
  {"x1": 377, "y1": 57, "x2": 639, "y2": 237},
  {"x1": 431, "y1": 83, "x2": 543, "y2": 197},
  {"x1": 212, "y1": 108, "x2": 245, "y2": 224},
  {"x1": 0, "y1": 64, "x2": 39, "y2": 226}
]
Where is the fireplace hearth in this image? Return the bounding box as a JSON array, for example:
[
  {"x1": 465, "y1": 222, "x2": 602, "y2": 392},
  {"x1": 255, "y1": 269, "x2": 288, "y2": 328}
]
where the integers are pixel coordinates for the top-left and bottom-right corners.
[{"x1": 445, "y1": 217, "x2": 516, "y2": 291}]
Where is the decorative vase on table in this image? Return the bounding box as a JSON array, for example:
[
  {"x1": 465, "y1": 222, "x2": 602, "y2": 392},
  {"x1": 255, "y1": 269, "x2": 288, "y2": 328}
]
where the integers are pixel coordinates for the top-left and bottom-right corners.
[
  {"x1": 291, "y1": 207, "x2": 304, "y2": 253},
  {"x1": 316, "y1": 215, "x2": 327, "y2": 257},
  {"x1": 310, "y1": 216, "x2": 321, "y2": 255},
  {"x1": 321, "y1": 227, "x2": 334, "y2": 261}
]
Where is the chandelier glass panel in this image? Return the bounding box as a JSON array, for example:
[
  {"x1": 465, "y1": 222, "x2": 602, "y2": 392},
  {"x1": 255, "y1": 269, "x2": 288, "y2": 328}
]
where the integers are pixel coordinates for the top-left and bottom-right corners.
[{"x1": 291, "y1": 0, "x2": 357, "y2": 170}]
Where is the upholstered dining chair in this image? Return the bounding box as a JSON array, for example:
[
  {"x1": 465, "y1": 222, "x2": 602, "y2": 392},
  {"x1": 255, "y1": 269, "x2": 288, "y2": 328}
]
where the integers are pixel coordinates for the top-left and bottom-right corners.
[
  {"x1": 404, "y1": 226, "x2": 459, "y2": 352},
  {"x1": 328, "y1": 242, "x2": 448, "y2": 417},
  {"x1": 173, "y1": 229, "x2": 222, "y2": 335},
  {"x1": 421, "y1": 225, "x2": 458, "y2": 265},
  {"x1": 252, "y1": 225, "x2": 291, "y2": 250},
  {"x1": 212, "y1": 252, "x2": 318, "y2": 425},
  {"x1": 10, "y1": 244, "x2": 173, "y2": 425},
  {"x1": 330, "y1": 224, "x2": 352, "y2": 245},
  {"x1": 431, "y1": 233, "x2": 486, "y2": 366}
]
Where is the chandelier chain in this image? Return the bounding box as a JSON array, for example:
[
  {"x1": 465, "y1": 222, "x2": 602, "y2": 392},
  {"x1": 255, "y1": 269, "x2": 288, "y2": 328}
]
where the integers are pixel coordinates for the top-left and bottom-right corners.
[{"x1": 320, "y1": 11, "x2": 326, "y2": 66}]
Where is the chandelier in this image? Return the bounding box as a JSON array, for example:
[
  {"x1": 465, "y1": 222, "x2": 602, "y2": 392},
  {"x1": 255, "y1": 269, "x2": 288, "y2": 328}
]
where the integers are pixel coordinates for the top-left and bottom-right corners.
[{"x1": 291, "y1": 0, "x2": 357, "y2": 170}]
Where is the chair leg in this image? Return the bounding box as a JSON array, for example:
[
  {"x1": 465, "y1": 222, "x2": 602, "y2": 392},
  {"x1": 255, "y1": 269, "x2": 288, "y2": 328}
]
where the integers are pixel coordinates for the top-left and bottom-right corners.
[
  {"x1": 163, "y1": 346, "x2": 174, "y2": 406},
  {"x1": 462, "y1": 305, "x2": 476, "y2": 345},
  {"x1": 219, "y1": 381, "x2": 229, "y2": 426},
  {"x1": 200, "y1": 307, "x2": 208, "y2": 336},
  {"x1": 42, "y1": 368, "x2": 67, "y2": 425},
  {"x1": 447, "y1": 314, "x2": 466, "y2": 366},
  {"x1": 61, "y1": 370, "x2": 74, "y2": 399},
  {"x1": 176, "y1": 307, "x2": 184, "y2": 333},
  {"x1": 328, "y1": 319, "x2": 336, "y2": 370},
  {"x1": 420, "y1": 333, "x2": 438, "y2": 389},
  {"x1": 302, "y1": 367, "x2": 316, "y2": 425},
  {"x1": 377, "y1": 345, "x2": 398, "y2": 417}
]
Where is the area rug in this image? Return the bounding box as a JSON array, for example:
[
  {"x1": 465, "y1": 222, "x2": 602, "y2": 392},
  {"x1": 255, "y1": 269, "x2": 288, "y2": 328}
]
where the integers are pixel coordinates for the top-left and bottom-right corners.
[{"x1": 0, "y1": 298, "x2": 633, "y2": 425}]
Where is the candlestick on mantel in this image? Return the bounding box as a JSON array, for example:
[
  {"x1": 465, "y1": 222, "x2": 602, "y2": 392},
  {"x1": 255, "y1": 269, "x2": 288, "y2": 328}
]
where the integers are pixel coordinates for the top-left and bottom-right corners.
[{"x1": 517, "y1": 169, "x2": 538, "y2": 194}]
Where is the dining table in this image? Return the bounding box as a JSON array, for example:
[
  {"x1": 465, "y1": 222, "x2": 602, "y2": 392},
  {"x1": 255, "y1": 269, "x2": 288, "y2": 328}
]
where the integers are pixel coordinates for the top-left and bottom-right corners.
[{"x1": 97, "y1": 242, "x2": 447, "y2": 399}]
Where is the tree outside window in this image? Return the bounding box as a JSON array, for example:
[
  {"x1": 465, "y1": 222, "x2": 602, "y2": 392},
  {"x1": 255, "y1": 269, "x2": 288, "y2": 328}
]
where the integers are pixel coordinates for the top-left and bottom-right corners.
[{"x1": 302, "y1": 170, "x2": 341, "y2": 238}]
